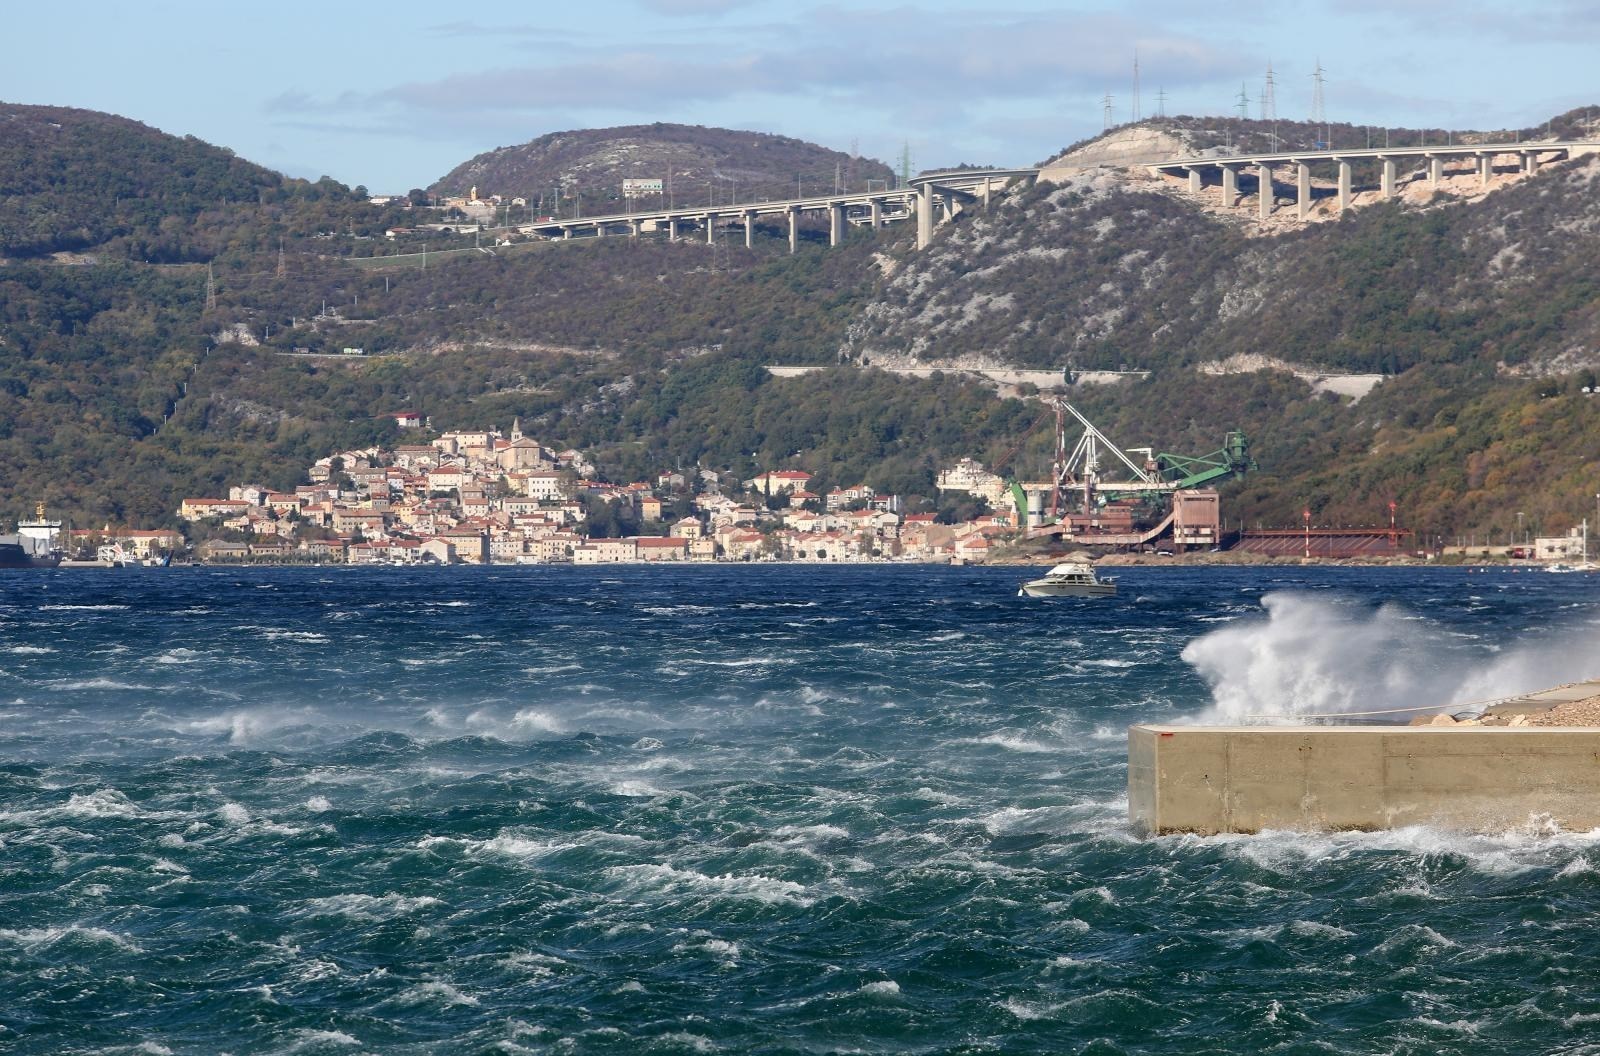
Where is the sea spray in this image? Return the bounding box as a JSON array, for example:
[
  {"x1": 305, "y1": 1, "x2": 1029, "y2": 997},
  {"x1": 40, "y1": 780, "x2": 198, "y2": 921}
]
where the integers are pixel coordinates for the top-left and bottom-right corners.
[{"x1": 1183, "y1": 590, "x2": 1600, "y2": 721}]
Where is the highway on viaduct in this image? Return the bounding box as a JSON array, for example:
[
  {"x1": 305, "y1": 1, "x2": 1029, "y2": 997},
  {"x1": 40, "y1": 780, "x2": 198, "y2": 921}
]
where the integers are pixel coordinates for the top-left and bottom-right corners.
[{"x1": 498, "y1": 140, "x2": 1599, "y2": 252}]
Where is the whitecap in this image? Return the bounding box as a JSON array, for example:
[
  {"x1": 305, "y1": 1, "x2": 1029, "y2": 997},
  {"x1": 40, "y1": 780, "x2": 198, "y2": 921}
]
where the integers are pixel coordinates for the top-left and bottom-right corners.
[
  {"x1": 293, "y1": 893, "x2": 444, "y2": 921},
  {"x1": 0, "y1": 925, "x2": 139, "y2": 951},
  {"x1": 604, "y1": 863, "x2": 815, "y2": 906},
  {"x1": 396, "y1": 980, "x2": 478, "y2": 1007}
]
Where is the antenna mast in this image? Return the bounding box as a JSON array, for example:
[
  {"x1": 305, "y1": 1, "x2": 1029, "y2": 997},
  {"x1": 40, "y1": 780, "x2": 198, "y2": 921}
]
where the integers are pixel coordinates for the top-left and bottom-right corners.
[{"x1": 1132, "y1": 49, "x2": 1141, "y2": 122}]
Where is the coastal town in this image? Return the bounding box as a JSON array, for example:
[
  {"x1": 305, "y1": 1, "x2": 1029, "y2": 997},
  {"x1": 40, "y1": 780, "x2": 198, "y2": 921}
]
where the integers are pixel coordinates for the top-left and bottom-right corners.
[{"x1": 171, "y1": 418, "x2": 1014, "y2": 565}]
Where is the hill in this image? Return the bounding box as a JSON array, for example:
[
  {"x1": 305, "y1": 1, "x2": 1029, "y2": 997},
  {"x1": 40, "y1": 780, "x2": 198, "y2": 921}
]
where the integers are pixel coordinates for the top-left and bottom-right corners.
[
  {"x1": 0, "y1": 101, "x2": 401, "y2": 263},
  {"x1": 7, "y1": 105, "x2": 1600, "y2": 548},
  {"x1": 429, "y1": 123, "x2": 897, "y2": 214}
]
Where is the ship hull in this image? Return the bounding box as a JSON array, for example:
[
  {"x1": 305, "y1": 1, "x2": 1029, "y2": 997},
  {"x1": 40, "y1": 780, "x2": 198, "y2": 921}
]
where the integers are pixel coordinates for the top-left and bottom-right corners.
[{"x1": 0, "y1": 543, "x2": 62, "y2": 569}]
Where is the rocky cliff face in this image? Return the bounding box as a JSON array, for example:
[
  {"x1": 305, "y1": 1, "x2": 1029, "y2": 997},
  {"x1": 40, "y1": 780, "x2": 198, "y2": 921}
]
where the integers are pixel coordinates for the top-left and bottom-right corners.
[{"x1": 851, "y1": 144, "x2": 1600, "y2": 378}]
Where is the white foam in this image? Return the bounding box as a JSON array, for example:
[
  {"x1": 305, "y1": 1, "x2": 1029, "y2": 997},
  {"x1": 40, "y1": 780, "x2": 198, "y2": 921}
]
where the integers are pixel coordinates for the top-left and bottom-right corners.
[
  {"x1": 284, "y1": 1030, "x2": 362, "y2": 1052},
  {"x1": 0, "y1": 925, "x2": 139, "y2": 950},
  {"x1": 5, "y1": 645, "x2": 54, "y2": 654},
  {"x1": 294, "y1": 893, "x2": 444, "y2": 921},
  {"x1": 219, "y1": 802, "x2": 250, "y2": 825},
  {"x1": 305, "y1": 796, "x2": 333, "y2": 813},
  {"x1": 50, "y1": 678, "x2": 150, "y2": 691},
  {"x1": 150, "y1": 648, "x2": 203, "y2": 666},
  {"x1": 1001, "y1": 995, "x2": 1065, "y2": 1021},
  {"x1": 38, "y1": 604, "x2": 129, "y2": 611},
  {"x1": 397, "y1": 980, "x2": 478, "y2": 1006},
  {"x1": 604, "y1": 863, "x2": 816, "y2": 906},
  {"x1": 256, "y1": 629, "x2": 328, "y2": 642},
  {"x1": 1189, "y1": 823, "x2": 1600, "y2": 877},
  {"x1": 65, "y1": 788, "x2": 143, "y2": 818},
  {"x1": 858, "y1": 980, "x2": 901, "y2": 998},
  {"x1": 509, "y1": 709, "x2": 564, "y2": 734}
]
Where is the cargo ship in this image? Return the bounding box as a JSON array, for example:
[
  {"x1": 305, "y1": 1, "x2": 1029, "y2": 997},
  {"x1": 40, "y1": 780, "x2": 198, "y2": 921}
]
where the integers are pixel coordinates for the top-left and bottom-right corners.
[{"x1": 0, "y1": 504, "x2": 64, "y2": 568}]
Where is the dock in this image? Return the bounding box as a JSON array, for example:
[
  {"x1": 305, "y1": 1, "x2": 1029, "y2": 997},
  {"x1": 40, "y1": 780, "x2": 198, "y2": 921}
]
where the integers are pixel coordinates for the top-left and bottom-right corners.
[{"x1": 1129, "y1": 679, "x2": 1600, "y2": 834}]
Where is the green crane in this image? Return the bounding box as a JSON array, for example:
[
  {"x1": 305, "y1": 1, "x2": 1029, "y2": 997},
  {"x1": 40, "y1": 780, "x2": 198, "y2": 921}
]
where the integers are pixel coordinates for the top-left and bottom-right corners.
[{"x1": 1153, "y1": 430, "x2": 1256, "y2": 490}]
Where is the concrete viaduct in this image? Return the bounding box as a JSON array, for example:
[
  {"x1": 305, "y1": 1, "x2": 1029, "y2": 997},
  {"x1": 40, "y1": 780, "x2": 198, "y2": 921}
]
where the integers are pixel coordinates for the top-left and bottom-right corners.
[
  {"x1": 514, "y1": 169, "x2": 1039, "y2": 252},
  {"x1": 507, "y1": 141, "x2": 1600, "y2": 250},
  {"x1": 1150, "y1": 140, "x2": 1600, "y2": 220}
]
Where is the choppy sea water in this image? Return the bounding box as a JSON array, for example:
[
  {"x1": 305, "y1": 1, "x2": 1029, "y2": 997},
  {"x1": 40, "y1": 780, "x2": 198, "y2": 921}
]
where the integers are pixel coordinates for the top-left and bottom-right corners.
[{"x1": 4, "y1": 564, "x2": 1600, "y2": 1055}]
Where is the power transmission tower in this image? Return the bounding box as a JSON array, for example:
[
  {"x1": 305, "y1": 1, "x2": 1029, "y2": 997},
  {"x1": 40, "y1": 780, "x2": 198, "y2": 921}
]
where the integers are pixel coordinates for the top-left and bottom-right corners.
[
  {"x1": 1262, "y1": 62, "x2": 1277, "y2": 122},
  {"x1": 276, "y1": 238, "x2": 286, "y2": 279},
  {"x1": 1102, "y1": 92, "x2": 1115, "y2": 131},
  {"x1": 204, "y1": 262, "x2": 217, "y2": 311},
  {"x1": 1156, "y1": 86, "x2": 1167, "y2": 118},
  {"x1": 1310, "y1": 60, "x2": 1327, "y2": 124},
  {"x1": 1235, "y1": 83, "x2": 1250, "y2": 120}
]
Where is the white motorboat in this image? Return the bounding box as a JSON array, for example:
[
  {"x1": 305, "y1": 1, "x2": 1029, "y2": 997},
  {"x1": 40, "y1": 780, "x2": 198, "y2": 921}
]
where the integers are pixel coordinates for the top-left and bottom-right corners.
[{"x1": 1018, "y1": 562, "x2": 1117, "y2": 598}]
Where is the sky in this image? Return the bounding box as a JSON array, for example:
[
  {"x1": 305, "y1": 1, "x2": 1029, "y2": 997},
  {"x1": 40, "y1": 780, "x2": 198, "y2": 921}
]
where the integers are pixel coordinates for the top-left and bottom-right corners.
[{"x1": 5, "y1": 0, "x2": 1599, "y2": 192}]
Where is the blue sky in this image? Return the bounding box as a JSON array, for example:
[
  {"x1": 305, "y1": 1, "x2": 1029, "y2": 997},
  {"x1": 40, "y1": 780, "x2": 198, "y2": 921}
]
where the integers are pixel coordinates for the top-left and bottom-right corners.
[{"x1": 5, "y1": 0, "x2": 1598, "y2": 191}]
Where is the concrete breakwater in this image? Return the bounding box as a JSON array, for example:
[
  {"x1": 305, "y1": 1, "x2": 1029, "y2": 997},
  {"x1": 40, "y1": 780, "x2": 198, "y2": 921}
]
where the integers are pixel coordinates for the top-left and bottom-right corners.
[{"x1": 1130, "y1": 679, "x2": 1600, "y2": 835}]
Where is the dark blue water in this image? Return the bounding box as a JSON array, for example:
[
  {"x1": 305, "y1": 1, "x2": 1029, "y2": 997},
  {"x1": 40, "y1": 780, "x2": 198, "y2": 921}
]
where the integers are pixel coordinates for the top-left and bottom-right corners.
[{"x1": 3, "y1": 565, "x2": 1600, "y2": 1055}]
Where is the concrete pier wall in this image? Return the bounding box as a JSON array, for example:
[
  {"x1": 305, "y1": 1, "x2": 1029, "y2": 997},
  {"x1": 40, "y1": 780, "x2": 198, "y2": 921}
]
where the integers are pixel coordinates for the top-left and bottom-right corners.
[{"x1": 1129, "y1": 725, "x2": 1600, "y2": 834}]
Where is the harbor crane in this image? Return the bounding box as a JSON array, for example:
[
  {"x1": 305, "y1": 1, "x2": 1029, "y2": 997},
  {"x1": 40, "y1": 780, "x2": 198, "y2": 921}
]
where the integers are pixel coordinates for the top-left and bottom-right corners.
[{"x1": 991, "y1": 397, "x2": 1255, "y2": 539}]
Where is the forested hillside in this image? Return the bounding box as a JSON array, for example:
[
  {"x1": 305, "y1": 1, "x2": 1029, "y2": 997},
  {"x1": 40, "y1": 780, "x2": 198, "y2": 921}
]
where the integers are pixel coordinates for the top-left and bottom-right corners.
[
  {"x1": 5, "y1": 103, "x2": 1600, "y2": 546},
  {"x1": 0, "y1": 103, "x2": 405, "y2": 263}
]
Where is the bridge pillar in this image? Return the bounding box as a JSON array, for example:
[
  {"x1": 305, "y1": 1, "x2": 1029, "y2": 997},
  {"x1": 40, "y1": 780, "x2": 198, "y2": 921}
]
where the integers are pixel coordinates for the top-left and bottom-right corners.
[
  {"x1": 562, "y1": 227, "x2": 572, "y2": 240},
  {"x1": 629, "y1": 219, "x2": 642, "y2": 238},
  {"x1": 1296, "y1": 162, "x2": 1311, "y2": 219},
  {"x1": 706, "y1": 212, "x2": 717, "y2": 245},
  {"x1": 743, "y1": 211, "x2": 754, "y2": 248},
  {"x1": 595, "y1": 223, "x2": 606, "y2": 238},
  {"x1": 829, "y1": 202, "x2": 845, "y2": 247},
  {"x1": 787, "y1": 207, "x2": 799, "y2": 254},
  {"x1": 1479, "y1": 152, "x2": 1493, "y2": 187},
  {"x1": 917, "y1": 185, "x2": 935, "y2": 249},
  {"x1": 869, "y1": 198, "x2": 882, "y2": 228},
  {"x1": 1428, "y1": 155, "x2": 1443, "y2": 185},
  {"x1": 667, "y1": 217, "x2": 679, "y2": 241},
  {"x1": 1380, "y1": 157, "x2": 1397, "y2": 199},
  {"x1": 1523, "y1": 151, "x2": 1540, "y2": 175},
  {"x1": 1337, "y1": 159, "x2": 1353, "y2": 213},
  {"x1": 1257, "y1": 162, "x2": 1273, "y2": 220},
  {"x1": 1220, "y1": 164, "x2": 1239, "y2": 208},
  {"x1": 1187, "y1": 167, "x2": 1202, "y2": 194}
]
